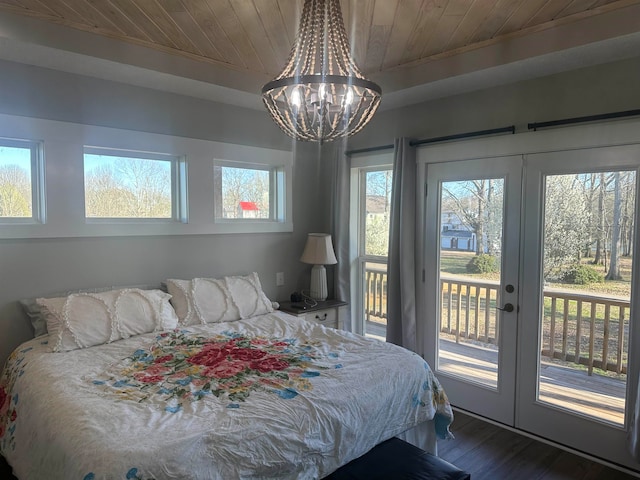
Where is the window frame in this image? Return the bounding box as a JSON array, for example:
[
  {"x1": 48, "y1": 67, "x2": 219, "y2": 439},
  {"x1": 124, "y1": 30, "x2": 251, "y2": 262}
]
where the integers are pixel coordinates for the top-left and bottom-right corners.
[
  {"x1": 213, "y1": 158, "x2": 286, "y2": 223},
  {"x1": 0, "y1": 112, "x2": 293, "y2": 239},
  {"x1": 0, "y1": 137, "x2": 44, "y2": 225},
  {"x1": 83, "y1": 146, "x2": 187, "y2": 224},
  {"x1": 212, "y1": 157, "x2": 290, "y2": 231},
  {"x1": 349, "y1": 151, "x2": 394, "y2": 336}
]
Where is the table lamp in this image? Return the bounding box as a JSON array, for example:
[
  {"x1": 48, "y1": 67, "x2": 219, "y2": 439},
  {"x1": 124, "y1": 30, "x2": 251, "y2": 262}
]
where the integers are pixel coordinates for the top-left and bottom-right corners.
[{"x1": 300, "y1": 233, "x2": 337, "y2": 301}]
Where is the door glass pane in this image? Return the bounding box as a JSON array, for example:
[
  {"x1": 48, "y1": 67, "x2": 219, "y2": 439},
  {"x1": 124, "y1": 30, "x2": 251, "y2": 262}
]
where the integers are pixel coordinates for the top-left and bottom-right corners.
[
  {"x1": 438, "y1": 178, "x2": 504, "y2": 389},
  {"x1": 539, "y1": 171, "x2": 635, "y2": 425}
]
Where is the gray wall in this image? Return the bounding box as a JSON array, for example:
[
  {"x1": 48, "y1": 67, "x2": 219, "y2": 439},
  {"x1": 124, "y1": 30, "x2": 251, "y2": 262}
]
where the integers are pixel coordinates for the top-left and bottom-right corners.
[
  {"x1": 3, "y1": 55, "x2": 640, "y2": 366},
  {"x1": 0, "y1": 60, "x2": 328, "y2": 366},
  {"x1": 344, "y1": 56, "x2": 640, "y2": 151}
]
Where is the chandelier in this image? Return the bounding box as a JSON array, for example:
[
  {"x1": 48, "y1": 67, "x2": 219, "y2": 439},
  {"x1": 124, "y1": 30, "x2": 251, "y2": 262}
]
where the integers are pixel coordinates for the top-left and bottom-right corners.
[{"x1": 261, "y1": 0, "x2": 382, "y2": 142}]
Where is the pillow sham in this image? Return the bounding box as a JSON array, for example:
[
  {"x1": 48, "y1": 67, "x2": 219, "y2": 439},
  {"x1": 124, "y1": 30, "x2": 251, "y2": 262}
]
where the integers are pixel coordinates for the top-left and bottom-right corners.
[
  {"x1": 36, "y1": 288, "x2": 179, "y2": 352},
  {"x1": 21, "y1": 284, "x2": 166, "y2": 338},
  {"x1": 166, "y1": 272, "x2": 274, "y2": 326},
  {"x1": 165, "y1": 278, "x2": 240, "y2": 326}
]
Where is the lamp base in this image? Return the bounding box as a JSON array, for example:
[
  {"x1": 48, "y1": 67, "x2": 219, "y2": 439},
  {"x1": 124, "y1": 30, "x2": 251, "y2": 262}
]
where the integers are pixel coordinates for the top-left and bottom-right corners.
[{"x1": 309, "y1": 264, "x2": 328, "y2": 301}]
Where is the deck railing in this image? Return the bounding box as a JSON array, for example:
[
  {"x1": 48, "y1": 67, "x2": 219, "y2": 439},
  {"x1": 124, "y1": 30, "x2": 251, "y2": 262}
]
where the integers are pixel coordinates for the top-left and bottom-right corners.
[{"x1": 364, "y1": 267, "x2": 630, "y2": 375}]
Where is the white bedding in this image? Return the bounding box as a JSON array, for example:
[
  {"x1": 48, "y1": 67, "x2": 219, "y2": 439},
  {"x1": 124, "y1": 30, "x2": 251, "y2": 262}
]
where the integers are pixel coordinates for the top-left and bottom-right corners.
[{"x1": 0, "y1": 311, "x2": 453, "y2": 480}]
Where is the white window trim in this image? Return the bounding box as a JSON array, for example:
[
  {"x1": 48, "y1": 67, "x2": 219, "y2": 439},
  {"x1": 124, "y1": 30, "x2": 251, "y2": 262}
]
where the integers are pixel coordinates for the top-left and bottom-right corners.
[
  {"x1": 83, "y1": 146, "x2": 187, "y2": 224},
  {"x1": 0, "y1": 113, "x2": 293, "y2": 238},
  {"x1": 213, "y1": 158, "x2": 289, "y2": 227},
  {"x1": 0, "y1": 136, "x2": 44, "y2": 225},
  {"x1": 349, "y1": 151, "x2": 394, "y2": 335}
]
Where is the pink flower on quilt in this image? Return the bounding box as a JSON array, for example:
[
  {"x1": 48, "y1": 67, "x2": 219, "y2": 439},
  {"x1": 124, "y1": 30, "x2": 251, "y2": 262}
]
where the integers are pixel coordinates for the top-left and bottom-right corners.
[
  {"x1": 143, "y1": 364, "x2": 170, "y2": 376},
  {"x1": 0, "y1": 424, "x2": 5, "y2": 438},
  {"x1": 250, "y1": 356, "x2": 289, "y2": 373},
  {"x1": 204, "y1": 361, "x2": 245, "y2": 379},
  {"x1": 10, "y1": 409, "x2": 16, "y2": 422},
  {"x1": 154, "y1": 355, "x2": 174, "y2": 364},
  {"x1": 187, "y1": 347, "x2": 228, "y2": 367},
  {"x1": 0, "y1": 386, "x2": 8, "y2": 417},
  {"x1": 133, "y1": 373, "x2": 163, "y2": 384},
  {"x1": 229, "y1": 347, "x2": 267, "y2": 361}
]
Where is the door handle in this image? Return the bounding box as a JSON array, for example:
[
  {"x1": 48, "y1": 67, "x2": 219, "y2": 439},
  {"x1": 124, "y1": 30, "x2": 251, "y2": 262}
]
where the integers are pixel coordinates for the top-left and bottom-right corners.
[{"x1": 497, "y1": 303, "x2": 514, "y2": 312}]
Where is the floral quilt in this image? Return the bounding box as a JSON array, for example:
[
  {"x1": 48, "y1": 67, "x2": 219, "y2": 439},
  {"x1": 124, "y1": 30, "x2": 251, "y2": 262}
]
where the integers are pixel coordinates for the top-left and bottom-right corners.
[{"x1": 0, "y1": 312, "x2": 453, "y2": 480}]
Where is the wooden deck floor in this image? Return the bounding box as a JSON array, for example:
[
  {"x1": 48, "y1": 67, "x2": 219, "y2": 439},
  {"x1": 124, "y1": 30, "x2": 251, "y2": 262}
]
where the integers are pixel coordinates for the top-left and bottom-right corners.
[
  {"x1": 439, "y1": 338, "x2": 626, "y2": 425},
  {"x1": 365, "y1": 320, "x2": 626, "y2": 425}
]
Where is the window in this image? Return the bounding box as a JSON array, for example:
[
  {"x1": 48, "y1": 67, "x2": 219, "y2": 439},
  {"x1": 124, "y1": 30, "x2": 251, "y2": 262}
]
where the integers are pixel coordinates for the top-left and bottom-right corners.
[
  {"x1": 0, "y1": 138, "x2": 42, "y2": 223},
  {"x1": 83, "y1": 147, "x2": 185, "y2": 221},
  {"x1": 0, "y1": 113, "x2": 293, "y2": 238},
  {"x1": 213, "y1": 160, "x2": 285, "y2": 223},
  {"x1": 350, "y1": 152, "x2": 393, "y2": 339}
]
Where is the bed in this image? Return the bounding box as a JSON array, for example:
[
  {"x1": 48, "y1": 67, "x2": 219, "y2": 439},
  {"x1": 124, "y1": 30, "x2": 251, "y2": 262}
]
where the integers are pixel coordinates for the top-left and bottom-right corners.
[{"x1": 0, "y1": 273, "x2": 453, "y2": 479}]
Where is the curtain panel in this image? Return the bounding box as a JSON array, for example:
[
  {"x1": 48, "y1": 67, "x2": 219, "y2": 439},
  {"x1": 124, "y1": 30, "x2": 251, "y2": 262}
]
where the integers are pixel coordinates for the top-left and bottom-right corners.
[
  {"x1": 330, "y1": 146, "x2": 352, "y2": 331},
  {"x1": 386, "y1": 138, "x2": 420, "y2": 354}
]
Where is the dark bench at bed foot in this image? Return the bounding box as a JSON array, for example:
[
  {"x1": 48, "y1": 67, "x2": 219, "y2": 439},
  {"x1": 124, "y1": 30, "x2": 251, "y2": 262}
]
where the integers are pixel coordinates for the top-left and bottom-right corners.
[{"x1": 324, "y1": 437, "x2": 470, "y2": 480}]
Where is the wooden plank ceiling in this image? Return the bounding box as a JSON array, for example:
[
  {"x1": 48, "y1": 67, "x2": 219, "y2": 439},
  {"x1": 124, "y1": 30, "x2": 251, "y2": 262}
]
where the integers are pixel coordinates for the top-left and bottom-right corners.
[{"x1": 0, "y1": 0, "x2": 636, "y2": 78}]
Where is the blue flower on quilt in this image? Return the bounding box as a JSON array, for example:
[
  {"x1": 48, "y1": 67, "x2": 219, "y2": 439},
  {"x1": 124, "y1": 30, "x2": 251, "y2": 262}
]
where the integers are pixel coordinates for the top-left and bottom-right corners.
[
  {"x1": 412, "y1": 393, "x2": 426, "y2": 408},
  {"x1": 165, "y1": 404, "x2": 181, "y2": 413},
  {"x1": 328, "y1": 352, "x2": 339, "y2": 358},
  {"x1": 126, "y1": 467, "x2": 139, "y2": 479},
  {"x1": 276, "y1": 388, "x2": 299, "y2": 399},
  {"x1": 227, "y1": 403, "x2": 240, "y2": 409},
  {"x1": 83, "y1": 473, "x2": 95, "y2": 480},
  {"x1": 176, "y1": 376, "x2": 192, "y2": 386},
  {"x1": 301, "y1": 370, "x2": 320, "y2": 378}
]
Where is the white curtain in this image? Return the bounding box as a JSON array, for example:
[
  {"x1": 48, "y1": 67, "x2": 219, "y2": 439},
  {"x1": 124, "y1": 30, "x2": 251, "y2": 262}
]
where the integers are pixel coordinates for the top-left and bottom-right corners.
[
  {"x1": 330, "y1": 145, "x2": 352, "y2": 331},
  {"x1": 385, "y1": 138, "x2": 419, "y2": 353}
]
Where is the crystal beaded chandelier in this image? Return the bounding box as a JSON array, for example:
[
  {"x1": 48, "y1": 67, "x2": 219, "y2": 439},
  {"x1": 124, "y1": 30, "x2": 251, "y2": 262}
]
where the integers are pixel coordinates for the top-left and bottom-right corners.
[{"x1": 261, "y1": 0, "x2": 382, "y2": 142}]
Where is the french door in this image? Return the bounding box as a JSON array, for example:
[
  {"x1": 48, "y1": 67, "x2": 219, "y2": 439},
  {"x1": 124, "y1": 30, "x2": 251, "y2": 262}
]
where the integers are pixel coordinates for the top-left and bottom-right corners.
[
  {"x1": 424, "y1": 156, "x2": 523, "y2": 425},
  {"x1": 423, "y1": 145, "x2": 640, "y2": 471}
]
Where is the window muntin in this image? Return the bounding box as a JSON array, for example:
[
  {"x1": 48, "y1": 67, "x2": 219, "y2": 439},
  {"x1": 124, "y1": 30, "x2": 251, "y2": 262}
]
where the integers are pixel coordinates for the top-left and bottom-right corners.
[
  {"x1": 214, "y1": 160, "x2": 285, "y2": 222},
  {"x1": 84, "y1": 148, "x2": 182, "y2": 220},
  {"x1": 0, "y1": 138, "x2": 41, "y2": 223}
]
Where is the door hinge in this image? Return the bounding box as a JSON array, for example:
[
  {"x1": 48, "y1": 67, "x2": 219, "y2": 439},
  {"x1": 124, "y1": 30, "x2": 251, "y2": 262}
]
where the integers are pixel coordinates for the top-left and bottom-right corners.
[{"x1": 422, "y1": 269, "x2": 425, "y2": 282}]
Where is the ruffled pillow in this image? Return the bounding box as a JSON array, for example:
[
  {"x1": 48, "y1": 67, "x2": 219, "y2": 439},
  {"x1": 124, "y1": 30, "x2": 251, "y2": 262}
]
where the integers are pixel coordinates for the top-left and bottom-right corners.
[
  {"x1": 37, "y1": 288, "x2": 179, "y2": 352},
  {"x1": 166, "y1": 272, "x2": 273, "y2": 326}
]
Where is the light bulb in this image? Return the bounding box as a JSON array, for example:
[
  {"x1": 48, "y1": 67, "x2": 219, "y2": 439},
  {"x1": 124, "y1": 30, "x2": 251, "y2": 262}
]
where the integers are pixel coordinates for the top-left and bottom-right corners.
[
  {"x1": 318, "y1": 83, "x2": 327, "y2": 100},
  {"x1": 291, "y1": 88, "x2": 302, "y2": 108},
  {"x1": 345, "y1": 88, "x2": 354, "y2": 105}
]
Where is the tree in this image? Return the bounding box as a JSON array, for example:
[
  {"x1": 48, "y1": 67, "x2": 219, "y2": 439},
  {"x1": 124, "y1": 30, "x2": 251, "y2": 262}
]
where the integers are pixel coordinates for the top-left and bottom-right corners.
[
  {"x1": 606, "y1": 172, "x2": 622, "y2": 280},
  {"x1": 543, "y1": 175, "x2": 589, "y2": 280},
  {"x1": 442, "y1": 179, "x2": 503, "y2": 255},
  {"x1": 214, "y1": 166, "x2": 270, "y2": 219},
  {"x1": 0, "y1": 164, "x2": 31, "y2": 217},
  {"x1": 84, "y1": 159, "x2": 171, "y2": 218}
]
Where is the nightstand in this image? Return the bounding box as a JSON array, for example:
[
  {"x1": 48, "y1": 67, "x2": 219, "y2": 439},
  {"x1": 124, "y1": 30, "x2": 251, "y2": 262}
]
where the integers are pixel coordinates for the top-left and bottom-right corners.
[{"x1": 279, "y1": 299, "x2": 348, "y2": 329}]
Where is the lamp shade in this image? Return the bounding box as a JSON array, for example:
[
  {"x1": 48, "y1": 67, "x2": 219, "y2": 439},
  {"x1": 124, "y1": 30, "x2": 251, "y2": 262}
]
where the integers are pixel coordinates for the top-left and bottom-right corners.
[{"x1": 300, "y1": 233, "x2": 338, "y2": 265}]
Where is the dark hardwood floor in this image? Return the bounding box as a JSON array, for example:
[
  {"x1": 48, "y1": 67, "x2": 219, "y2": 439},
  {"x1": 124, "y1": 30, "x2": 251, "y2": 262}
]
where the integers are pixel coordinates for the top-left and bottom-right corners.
[
  {"x1": 3, "y1": 410, "x2": 639, "y2": 479},
  {"x1": 441, "y1": 409, "x2": 640, "y2": 479},
  {"x1": 0, "y1": 454, "x2": 17, "y2": 480}
]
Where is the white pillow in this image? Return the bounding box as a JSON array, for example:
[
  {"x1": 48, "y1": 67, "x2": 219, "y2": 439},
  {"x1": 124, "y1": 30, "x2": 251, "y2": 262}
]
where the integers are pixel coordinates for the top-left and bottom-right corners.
[
  {"x1": 224, "y1": 272, "x2": 274, "y2": 318},
  {"x1": 37, "y1": 288, "x2": 179, "y2": 352},
  {"x1": 166, "y1": 272, "x2": 273, "y2": 325},
  {"x1": 165, "y1": 277, "x2": 239, "y2": 326}
]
